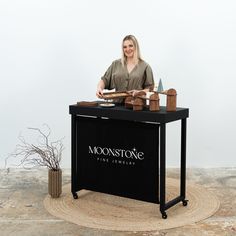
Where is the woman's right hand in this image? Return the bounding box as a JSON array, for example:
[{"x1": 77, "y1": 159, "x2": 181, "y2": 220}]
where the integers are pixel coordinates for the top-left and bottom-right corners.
[
  {"x1": 96, "y1": 87, "x2": 104, "y2": 98},
  {"x1": 96, "y1": 80, "x2": 105, "y2": 98}
]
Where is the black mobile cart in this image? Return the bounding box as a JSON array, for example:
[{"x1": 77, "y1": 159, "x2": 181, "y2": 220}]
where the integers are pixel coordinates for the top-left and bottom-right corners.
[{"x1": 69, "y1": 104, "x2": 189, "y2": 219}]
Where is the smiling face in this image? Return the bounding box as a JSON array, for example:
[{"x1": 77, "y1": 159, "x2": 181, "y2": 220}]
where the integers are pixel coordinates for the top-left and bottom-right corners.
[{"x1": 123, "y1": 40, "x2": 135, "y2": 59}]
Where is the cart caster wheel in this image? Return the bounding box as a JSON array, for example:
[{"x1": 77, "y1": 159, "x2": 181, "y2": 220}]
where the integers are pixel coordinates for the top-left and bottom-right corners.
[
  {"x1": 162, "y1": 212, "x2": 167, "y2": 219},
  {"x1": 182, "y1": 199, "x2": 188, "y2": 206},
  {"x1": 72, "y1": 193, "x2": 78, "y2": 199}
]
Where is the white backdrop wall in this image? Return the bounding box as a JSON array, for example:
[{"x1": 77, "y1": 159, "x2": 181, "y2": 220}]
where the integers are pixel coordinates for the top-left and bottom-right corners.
[{"x1": 1, "y1": 0, "x2": 236, "y2": 168}]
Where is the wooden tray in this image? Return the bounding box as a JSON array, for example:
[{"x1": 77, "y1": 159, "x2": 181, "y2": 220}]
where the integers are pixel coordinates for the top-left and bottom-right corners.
[{"x1": 102, "y1": 91, "x2": 130, "y2": 99}]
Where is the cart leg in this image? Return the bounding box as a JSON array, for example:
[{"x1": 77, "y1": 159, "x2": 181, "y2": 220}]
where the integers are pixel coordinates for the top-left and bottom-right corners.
[
  {"x1": 181, "y1": 118, "x2": 188, "y2": 207},
  {"x1": 160, "y1": 123, "x2": 167, "y2": 219}
]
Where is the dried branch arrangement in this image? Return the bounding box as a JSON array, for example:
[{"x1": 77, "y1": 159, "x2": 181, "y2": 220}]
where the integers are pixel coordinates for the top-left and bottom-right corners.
[{"x1": 6, "y1": 124, "x2": 64, "y2": 171}]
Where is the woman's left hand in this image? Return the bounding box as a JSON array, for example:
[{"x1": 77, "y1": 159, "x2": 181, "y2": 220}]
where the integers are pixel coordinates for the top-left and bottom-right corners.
[{"x1": 128, "y1": 90, "x2": 144, "y2": 96}]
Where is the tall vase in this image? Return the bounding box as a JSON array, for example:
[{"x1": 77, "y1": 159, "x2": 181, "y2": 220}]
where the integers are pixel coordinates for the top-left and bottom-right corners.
[{"x1": 48, "y1": 169, "x2": 62, "y2": 198}]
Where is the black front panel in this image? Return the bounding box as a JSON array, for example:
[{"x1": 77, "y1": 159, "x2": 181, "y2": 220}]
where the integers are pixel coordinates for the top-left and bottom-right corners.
[{"x1": 76, "y1": 116, "x2": 159, "y2": 203}]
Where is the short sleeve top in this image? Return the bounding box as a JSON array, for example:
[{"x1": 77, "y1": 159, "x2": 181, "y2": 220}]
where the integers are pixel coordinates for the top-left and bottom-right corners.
[{"x1": 101, "y1": 59, "x2": 154, "y2": 91}]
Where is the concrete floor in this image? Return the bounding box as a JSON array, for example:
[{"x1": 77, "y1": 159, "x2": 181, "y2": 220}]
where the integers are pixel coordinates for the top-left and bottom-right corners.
[{"x1": 0, "y1": 168, "x2": 235, "y2": 236}]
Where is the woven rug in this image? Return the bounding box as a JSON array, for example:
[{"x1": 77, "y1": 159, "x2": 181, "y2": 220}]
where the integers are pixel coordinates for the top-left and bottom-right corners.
[{"x1": 43, "y1": 178, "x2": 220, "y2": 231}]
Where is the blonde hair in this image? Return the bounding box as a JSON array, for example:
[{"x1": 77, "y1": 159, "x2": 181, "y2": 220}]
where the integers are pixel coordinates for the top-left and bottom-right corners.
[{"x1": 121, "y1": 35, "x2": 142, "y2": 66}]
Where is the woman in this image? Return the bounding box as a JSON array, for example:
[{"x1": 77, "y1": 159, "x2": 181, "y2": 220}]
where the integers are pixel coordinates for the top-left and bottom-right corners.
[{"x1": 96, "y1": 35, "x2": 154, "y2": 100}]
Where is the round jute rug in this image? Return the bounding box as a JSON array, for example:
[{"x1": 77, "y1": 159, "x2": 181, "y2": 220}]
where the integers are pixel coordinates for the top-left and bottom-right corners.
[{"x1": 43, "y1": 178, "x2": 220, "y2": 231}]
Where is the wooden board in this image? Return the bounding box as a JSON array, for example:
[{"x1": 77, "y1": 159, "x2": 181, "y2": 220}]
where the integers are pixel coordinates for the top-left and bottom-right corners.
[{"x1": 77, "y1": 101, "x2": 98, "y2": 107}]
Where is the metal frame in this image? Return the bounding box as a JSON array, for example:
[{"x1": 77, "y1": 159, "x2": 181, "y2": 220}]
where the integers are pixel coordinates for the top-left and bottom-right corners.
[{"x1": 159, "y1": 119, "x2": 188, "y2": 219}]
